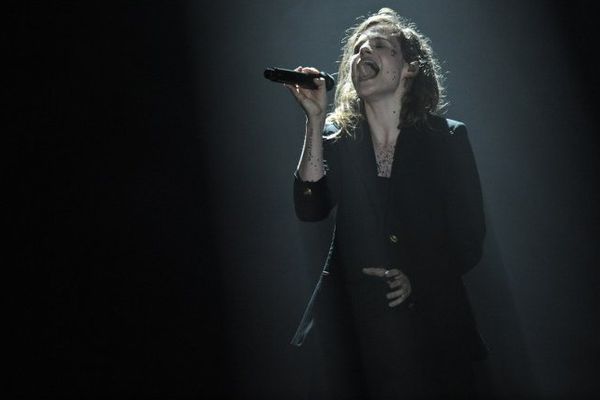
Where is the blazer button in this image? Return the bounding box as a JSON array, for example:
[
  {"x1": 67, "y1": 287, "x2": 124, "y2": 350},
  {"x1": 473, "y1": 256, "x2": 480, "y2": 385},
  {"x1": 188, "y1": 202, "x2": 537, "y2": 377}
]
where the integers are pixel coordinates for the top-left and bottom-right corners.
[
  {"x1": 408, "y1": 301, "x2": 416, "y2": 311},
  {"x1": 303, "y1": 188, "x2": 312, "y2": 196},
  {"x1": 389, "y1": 234, "x2": 399, "y2": 244}
]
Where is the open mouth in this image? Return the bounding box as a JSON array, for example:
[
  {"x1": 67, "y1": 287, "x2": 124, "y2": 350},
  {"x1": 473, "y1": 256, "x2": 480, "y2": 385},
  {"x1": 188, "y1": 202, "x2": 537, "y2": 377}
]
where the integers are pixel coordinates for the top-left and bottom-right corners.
[{"x1": 357, "y1": 59, "x2": 380, "y2": 81}]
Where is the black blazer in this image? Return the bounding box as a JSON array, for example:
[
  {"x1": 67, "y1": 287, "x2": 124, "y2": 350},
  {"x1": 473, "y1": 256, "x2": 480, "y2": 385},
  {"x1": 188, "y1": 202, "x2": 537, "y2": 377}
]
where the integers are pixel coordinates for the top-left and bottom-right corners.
[{"x1": 291, "y1": 115, "x2": 487, "y2": 360}]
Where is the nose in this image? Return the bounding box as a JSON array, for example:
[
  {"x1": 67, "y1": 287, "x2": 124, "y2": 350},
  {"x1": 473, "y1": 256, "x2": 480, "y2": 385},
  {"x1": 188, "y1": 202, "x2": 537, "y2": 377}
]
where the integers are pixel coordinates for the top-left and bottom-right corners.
[{"x1": 358, "y1": 41, "x2": 372, "y2": 56}]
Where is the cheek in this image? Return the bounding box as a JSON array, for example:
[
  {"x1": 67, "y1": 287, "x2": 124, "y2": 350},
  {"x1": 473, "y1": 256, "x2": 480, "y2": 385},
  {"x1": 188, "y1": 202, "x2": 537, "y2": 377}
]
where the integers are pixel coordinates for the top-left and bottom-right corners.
[
  {"x1": 387, "y1": 60, "x2": 405, "y2": 82},
  {"x1": 384, "y1": 68, "x2": 399, "y2": 82},
  {"x1": 350, "y1": 62, "x2": 360, "y2": 82}
]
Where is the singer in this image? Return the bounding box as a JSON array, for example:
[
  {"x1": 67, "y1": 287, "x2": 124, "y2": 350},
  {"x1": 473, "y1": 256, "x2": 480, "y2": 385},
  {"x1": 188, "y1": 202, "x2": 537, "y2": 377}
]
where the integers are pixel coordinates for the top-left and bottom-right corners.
[{"x1": 286, "y1": 8, "x2": 487, "y2": 399}]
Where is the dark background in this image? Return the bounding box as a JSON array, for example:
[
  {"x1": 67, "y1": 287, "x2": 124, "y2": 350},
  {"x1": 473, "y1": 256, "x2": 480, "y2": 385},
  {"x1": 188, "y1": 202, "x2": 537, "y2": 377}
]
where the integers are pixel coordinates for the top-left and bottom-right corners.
[{"x1": 10, "y1": 0, "x2": 598, "y2": 398}]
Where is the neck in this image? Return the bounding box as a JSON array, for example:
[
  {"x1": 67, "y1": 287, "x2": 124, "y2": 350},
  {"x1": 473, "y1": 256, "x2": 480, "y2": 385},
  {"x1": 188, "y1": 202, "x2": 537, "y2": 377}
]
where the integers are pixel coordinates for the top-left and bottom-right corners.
[{"x1": 363, "y1": 96, "x2": 403, "y2": 146}]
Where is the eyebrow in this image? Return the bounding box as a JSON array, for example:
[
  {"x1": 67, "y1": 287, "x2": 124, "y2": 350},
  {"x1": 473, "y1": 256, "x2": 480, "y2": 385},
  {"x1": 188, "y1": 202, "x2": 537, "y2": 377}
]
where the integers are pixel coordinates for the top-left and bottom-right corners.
[
  {"x1": 366, "y1": 35, "x2": 392, "y2": 42},
  {"x1": 354, "y1": 35, "x2": 393, "y2": 50}
]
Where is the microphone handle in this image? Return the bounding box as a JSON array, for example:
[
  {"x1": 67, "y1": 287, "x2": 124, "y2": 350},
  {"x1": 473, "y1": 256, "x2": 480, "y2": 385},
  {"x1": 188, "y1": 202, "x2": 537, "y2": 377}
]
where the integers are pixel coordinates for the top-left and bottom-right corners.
[{"x1": 264, "y1": 67, "x2": 335, "y2": 91}]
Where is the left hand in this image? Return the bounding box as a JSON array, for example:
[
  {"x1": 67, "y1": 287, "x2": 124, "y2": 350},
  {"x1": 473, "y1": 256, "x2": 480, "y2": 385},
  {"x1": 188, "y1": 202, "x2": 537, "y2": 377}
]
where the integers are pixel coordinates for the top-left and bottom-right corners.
[{"x1": 362, "y1": 267, "x2": 412, "y2": 307}]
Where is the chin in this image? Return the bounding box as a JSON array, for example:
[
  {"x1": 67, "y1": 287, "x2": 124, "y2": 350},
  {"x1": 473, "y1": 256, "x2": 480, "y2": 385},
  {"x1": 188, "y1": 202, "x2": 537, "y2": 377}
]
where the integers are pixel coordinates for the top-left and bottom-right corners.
[{"x1": 355, "y1": 85, "x2": 379, "y2": 100}]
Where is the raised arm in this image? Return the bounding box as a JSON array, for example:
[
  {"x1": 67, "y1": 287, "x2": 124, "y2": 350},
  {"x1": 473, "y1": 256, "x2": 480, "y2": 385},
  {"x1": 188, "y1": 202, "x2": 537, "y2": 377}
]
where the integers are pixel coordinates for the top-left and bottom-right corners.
[
  {"x1": 286, "y1": 66, "x2": 337, "y2": 221},
  {"x1": 285, "y1": 66, "x2": 327, "y2": 182}
]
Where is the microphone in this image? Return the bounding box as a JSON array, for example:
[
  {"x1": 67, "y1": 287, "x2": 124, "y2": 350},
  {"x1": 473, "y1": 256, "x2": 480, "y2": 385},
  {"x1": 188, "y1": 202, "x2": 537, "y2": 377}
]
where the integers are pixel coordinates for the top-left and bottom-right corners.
[{"x1": 264, "y1": 67, "x2": 335, "y2": 91}]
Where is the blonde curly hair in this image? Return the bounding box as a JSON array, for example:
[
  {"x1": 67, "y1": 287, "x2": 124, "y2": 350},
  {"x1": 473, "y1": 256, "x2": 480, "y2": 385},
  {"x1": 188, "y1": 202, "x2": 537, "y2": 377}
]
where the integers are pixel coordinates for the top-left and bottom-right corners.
[{"x1": 327, "y1": 8, "x2": 446, "y2": 136}]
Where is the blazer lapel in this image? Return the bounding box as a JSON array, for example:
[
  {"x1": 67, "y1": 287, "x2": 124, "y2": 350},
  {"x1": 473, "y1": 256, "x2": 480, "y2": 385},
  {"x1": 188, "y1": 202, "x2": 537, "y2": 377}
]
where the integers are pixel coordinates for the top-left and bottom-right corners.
[
  {"x1": 348, "y1": 120, "x2": 382, "y2": 222},
  {"x1": 387, "y1": 124, "x2": 429, "y2": 209}
]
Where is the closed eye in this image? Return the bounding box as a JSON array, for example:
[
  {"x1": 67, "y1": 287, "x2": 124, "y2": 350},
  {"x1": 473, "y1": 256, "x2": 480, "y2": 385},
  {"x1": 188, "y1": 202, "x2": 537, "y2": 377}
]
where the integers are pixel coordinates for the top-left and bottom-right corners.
[
  {"x1": 373, "y1": 38, "x2": 389, "y2": 49},
  {"x1": 353, "y1": 37, "x2": 392, "y2": 54}
]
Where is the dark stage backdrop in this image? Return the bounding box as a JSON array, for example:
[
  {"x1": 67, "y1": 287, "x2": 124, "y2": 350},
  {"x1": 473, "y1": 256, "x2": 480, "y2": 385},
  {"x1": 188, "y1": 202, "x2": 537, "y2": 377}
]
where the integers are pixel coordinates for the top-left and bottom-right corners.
[{"x1": 11, "y1": 1, "x2": 598, "y2": 398}]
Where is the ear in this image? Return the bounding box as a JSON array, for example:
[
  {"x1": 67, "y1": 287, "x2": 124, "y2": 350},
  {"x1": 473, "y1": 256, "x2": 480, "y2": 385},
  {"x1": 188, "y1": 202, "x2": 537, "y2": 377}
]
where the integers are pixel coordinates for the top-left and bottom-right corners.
[{"x1": 406, "y1": 61, "x2": 419, "y2": 77}]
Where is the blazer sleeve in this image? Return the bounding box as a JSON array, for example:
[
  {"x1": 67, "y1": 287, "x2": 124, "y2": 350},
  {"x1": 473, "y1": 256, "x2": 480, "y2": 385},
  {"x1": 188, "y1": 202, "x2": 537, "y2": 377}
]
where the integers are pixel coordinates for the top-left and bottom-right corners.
[
  {"x1": 443, "y1": 123, "x2": 486, "y2": 276},
  {"x1": 293, "y1": 125, "x2": 341, "y2": 221}
]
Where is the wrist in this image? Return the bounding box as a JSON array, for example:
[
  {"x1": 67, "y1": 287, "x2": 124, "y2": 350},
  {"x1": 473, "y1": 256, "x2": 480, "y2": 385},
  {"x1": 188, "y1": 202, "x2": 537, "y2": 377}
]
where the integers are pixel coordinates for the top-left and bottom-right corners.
[{"x1": 306, "y1": 115, "x2": 325, "y2": 130}]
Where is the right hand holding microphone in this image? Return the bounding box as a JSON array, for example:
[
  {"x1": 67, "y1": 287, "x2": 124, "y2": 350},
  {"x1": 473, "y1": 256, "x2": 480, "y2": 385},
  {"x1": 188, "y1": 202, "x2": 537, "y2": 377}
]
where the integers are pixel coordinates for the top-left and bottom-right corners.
[{"x1": 285, "y1": 66, "x2": 327, "y2": 121}]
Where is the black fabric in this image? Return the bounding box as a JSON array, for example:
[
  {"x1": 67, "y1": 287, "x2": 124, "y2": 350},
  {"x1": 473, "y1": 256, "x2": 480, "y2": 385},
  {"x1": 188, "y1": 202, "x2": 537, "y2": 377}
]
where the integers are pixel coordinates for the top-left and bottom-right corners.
[
  {"x1": 294, "y1": 114, "x2": 487, "y2": 399},
  {"x1": 374, "y1": 176, "x2": 391, "y2": 219}
]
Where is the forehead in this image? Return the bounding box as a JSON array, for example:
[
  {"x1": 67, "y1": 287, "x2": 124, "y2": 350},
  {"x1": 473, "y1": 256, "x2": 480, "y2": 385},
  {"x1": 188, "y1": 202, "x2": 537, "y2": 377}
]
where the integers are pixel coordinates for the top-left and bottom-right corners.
[{"x1": 355, "y1": 26, "x2": 400, "y2": 45}]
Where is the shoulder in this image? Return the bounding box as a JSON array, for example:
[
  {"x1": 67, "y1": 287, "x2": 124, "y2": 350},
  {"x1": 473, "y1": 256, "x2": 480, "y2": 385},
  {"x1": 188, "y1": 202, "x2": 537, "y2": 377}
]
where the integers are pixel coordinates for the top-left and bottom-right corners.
[
  {"x1": 444, "y1": 118, "x2": 468, "y2": 137},
  {"x1": 424, "y1": 114, "x2": 468, "y2": 137},
  {"x1": 323, "y1": 123, "x2": 347, "y2": 145},
  {"x1": 324, "y1": 123, "x2": 341, "y2": 137}
]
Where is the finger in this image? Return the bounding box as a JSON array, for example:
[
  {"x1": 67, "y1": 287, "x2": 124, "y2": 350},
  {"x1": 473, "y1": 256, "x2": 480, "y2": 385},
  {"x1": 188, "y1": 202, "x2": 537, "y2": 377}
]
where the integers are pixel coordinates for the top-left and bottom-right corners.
[
  {"x1": 388, "y1": 272, "x2": 409, "y2": 284},
  {"x1": 388, "y1": 279, "x2": 406, "y2": 289},
  {"x1": 362, "y1": 267, "x2": 401, "y2": 279},
  {"x1": 283, "y1": 83, "x2": 294, "y2": 92},
  {"x1": 386, "y1": 288, "x2": 407, "y2": 300},
  {"x1": 302, "y1": 66, "x2": 320, "y2": 74},
  {"x1": 284, "y1": 83, "x2": 302, "y2": 100},
  {"x1": 314, "y1": 77, "x2": 326, "y2": 90},
  {"x1": 389, "y1": 294, "x2": 409, "y2": 307},
  {"x1": 362, "y1": 267, "x2": 387, "y2": 277},
  {"x1": 286, "y1": 82, "x2": 313, "y2": 100},
  {"x1": 386, "y1": 268, "x2": 401, "y2": 278},
  {"x1": 362, "y1": 267, "x2": 383, "y2": 277}
]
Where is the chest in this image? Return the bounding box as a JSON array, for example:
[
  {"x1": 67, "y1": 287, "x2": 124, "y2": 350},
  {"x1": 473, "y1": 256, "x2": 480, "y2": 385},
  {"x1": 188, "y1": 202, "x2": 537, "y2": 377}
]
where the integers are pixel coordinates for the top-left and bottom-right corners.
[{"x1": 336, "y1": 135, "x2": 447, "y2": 239}]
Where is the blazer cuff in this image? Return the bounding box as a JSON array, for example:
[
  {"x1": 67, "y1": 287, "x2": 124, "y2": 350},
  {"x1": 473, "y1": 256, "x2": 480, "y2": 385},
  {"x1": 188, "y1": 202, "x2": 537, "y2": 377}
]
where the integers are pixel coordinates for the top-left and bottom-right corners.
[{"x1": 293, "y1": 171, "x2": 332, "y2": 221}]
